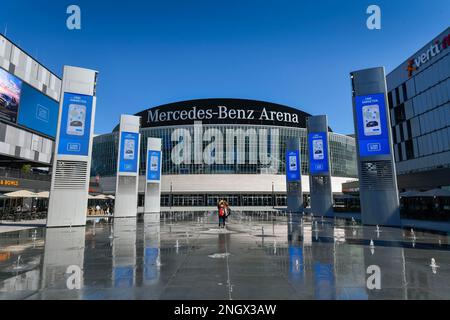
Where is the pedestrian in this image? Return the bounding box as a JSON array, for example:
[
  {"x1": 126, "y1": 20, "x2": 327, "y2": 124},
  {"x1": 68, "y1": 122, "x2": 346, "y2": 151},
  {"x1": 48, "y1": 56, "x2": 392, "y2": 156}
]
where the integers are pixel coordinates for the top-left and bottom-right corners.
[
  {"x1": 224, "y1": 200, "x2": 231, "y2": 222},
  {"x1": 218, "y1": 200, "x2": 226, "y2": 228}
]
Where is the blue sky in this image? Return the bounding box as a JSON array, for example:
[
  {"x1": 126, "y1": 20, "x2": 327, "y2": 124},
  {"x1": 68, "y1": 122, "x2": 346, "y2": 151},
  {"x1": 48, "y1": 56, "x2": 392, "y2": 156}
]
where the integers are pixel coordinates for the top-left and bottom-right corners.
[{"x1": 1, "y1": 0, "x2": 449, "y2": 134}]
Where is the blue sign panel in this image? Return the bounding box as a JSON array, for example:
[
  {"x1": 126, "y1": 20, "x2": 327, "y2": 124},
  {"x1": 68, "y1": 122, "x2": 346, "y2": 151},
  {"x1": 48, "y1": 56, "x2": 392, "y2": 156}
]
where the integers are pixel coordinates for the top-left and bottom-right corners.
[
  {"x1": 355, "y1": 93, "x2": 390, "y2": 157},
  {"x1": 119, "y1": 132, "x2": 139, "y2": 173},
  {"x1": 114, "y1": 266, "x2": 134, "y2": 288},
  {"x1": 147, "y1": 150, "x2": 161, "y2": 181},
  {"x1": 308, "y1": 132, "x2": 329, "y2": 174},
  {"x1": 286, "y1": 150, "x2": 301, "y2": 181},
  {"x1": 18, "y1": 83, "x2": 59, "y2": 138},
  {"x1": 144, "y1": 247, "x2": 159, "y2": 281},
  {"x1": 57, "y1": 92, "x2": 93, "y2": 156},
  {"x1": 289, "y1": 246, "x2": 304, "y2": 280}
]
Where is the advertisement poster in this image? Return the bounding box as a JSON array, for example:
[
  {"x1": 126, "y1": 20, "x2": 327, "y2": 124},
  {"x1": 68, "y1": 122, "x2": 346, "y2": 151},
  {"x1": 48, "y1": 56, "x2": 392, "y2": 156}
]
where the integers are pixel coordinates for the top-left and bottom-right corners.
[
  {"x1": 308, "y1": 132, "x2": 329, "y2": 174},
  {"x1": 0, "y1": 68, "x2": 22, "y2": 123},
  {"x1": 17, "y1": 83, "x2": 59, "y2": 138},
  {"x1": 355, "y1": 93, "x2": 390, "y2": 157},
  {"x1": 119, "y1": 131, "x2": 139, "y2": 173},
  {"x1": 57, "y1": 92, "x2": 93, "y2": 156},
  {"x1": 147, "y1": 150, "x2": 161, "y2": 181},
  {"x1": 286, "y1": 150, "x2": 301, "y2": 181}
]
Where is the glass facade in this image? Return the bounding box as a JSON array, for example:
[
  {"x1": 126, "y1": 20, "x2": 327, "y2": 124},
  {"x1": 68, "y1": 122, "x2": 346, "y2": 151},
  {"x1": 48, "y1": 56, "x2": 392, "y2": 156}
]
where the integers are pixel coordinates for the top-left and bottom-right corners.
[
  {"x1": 92, "y1": 124, "x2": 357, "y2": 178},
  {"x1": 387, "y1": 28, "x2": 450, "y2": 176}
]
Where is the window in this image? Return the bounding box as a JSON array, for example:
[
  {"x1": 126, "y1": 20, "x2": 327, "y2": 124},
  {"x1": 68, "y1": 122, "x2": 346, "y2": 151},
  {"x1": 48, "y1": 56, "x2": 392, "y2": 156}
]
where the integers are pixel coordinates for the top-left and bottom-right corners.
[
  {"x1": 402, "y1": 83, "x2": 408, "y2": 101},
  {"x1": 388, "y1": 91, "x2": 394, "y2": 109},
  {"x1": 405, "y1": 139, "x2": 414, "y2": 160}
]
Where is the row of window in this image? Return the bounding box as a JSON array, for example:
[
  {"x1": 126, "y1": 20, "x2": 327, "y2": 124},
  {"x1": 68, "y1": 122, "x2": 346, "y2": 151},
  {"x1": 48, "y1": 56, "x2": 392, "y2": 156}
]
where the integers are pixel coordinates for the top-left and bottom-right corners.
[
  {"x1": 92, "y1": 125, "x2": 358, "y2": 178},
  {"x1": 137, "y1": 193, "x2": 289, "y2": 207},
  {"x1": 395, "y1": 126, "x2": 450, "y2": 161}
]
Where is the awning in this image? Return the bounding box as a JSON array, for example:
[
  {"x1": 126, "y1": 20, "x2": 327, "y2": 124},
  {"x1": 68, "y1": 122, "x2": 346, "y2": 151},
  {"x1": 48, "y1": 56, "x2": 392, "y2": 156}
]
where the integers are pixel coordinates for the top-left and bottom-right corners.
[
  {"x1": 36, "y1": 191, "x2": 50, "y2": 198},
  {"x1": 421, "y1": 188, "x2": 450, "y2": 197},
  {"x1": 94, "y1": 194, "x2": 108, "y2": 200},
  {"x1": 4, "y1": 190, "x2": 40, "y2": 198},
  {"x1": 399, "y1": 190, "x2": 424, "y2": 197}
]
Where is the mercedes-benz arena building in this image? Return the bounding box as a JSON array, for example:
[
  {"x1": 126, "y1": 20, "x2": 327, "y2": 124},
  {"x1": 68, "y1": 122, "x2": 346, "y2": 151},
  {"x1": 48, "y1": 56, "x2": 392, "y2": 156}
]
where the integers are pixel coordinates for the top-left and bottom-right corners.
[{"x1": 92, "y1": 99, "x2": 357, "y2": 210}]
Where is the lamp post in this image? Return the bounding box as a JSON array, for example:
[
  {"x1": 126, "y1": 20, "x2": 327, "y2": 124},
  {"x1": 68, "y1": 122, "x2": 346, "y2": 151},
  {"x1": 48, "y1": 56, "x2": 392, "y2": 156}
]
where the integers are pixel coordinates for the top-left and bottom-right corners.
[
  {"x1": 170, "y1": 181, "x2": 173, "y2": 209},
  {"x1": 272, "y1": 181, "x2": 275, "y2": 209}
]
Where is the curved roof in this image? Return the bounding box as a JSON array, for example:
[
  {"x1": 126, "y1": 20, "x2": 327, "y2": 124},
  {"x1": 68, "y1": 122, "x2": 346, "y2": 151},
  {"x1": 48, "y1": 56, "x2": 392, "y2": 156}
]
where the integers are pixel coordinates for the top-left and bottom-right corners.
[{"x1": 113, "y1": 98, "x2": 331, "y2": 131}]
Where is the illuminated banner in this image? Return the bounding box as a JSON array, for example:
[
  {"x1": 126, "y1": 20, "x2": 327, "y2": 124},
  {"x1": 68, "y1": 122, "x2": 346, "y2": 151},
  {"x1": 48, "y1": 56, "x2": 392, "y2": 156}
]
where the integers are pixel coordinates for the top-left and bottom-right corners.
[
  {"x1": 0, "y1": 67, "x2": 22, "y2": 123},
  {"x1": 147, "y1": 150, "x2": 161, "y2": 181},
  {"x1": 286, "y1": 150, "x2": 301, "y2": 181},
  {"x1": 308, "y1": 132, "x2": 329, "y2": 174},
  {"x1": 57, "y1": 92, "x2": 93, "y2": 156},
  {"x1": 355, "y1": 93, "x2": 390, "y2": 157},
  {"x1": 119, "y1": 131, "x2": 139, "y2": 173},
  {"x1": 129, "y1": 99, "x2": 312, "y2": 129}
]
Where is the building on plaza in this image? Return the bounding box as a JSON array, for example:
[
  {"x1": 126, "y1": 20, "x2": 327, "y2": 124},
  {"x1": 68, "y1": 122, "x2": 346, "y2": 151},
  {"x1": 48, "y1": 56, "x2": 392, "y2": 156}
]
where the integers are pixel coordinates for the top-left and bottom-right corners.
[
  {"x1": 0, "y1": 34, "x2": 61, "y2": 197},
  {"x1": 387, "y1": 26, "x2": 450, "y2": 190},
  {"x1": 91, "y1": 98, "x2": 358, "y2": 210}
]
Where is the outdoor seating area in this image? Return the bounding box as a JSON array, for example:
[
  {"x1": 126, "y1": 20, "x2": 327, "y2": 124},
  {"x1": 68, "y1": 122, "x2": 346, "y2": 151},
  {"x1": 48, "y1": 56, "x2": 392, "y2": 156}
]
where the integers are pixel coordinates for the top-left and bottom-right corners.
[
  {"x1": 0, "y1": 191, "x2": 116, "y2": 221},
  {"x1": 0, "y1": 190, "x2": 49, "y2": 221},
  {"x1": 400, "y1": 189, "x2": 450, "y2": 221},
  {"x1": 87, "y1": 194, "x2": 114, "y2": 216}
]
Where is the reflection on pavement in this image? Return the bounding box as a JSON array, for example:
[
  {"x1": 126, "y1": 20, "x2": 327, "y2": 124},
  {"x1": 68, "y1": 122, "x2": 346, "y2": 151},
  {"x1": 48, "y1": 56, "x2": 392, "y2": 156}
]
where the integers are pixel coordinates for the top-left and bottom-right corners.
[{"x1": 1, "y1": 211, "x2": 450, "y2": 300}]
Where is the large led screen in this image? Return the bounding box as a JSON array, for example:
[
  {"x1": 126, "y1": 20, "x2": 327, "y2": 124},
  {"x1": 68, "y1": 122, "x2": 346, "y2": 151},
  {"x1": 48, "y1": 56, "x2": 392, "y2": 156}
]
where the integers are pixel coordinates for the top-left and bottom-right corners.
[
  {"x1": 57, "y1": 92, "x2": 93, "y2": 156},
  {"x1": 119, "y1": 132, "x2": 139, "y2": 173},
  {"x1": 355, "y1": 93, "x2": 391, "y2": 157},
  {"x1": 17, "y1": 83, "x2": 59, "y2": 138},
  {"x1": 308, "y1": 132, "x2": 329, "y2": 175},
  {"x1": 0, "y1": 67, "x2": 22, "y2": 123},
  {"x1": 286, "y1": 150, "x2": 301, "y2": 182},
  {"x1": 147, "y1": 150, "x2": 161, "y2": 181}
]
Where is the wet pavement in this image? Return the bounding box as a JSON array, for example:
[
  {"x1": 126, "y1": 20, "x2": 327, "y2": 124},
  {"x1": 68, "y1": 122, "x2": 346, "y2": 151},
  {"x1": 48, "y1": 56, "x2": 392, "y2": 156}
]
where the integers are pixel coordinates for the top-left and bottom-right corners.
[{"x1": 1, "y1": 211, "x2": 450, "y2": 300}]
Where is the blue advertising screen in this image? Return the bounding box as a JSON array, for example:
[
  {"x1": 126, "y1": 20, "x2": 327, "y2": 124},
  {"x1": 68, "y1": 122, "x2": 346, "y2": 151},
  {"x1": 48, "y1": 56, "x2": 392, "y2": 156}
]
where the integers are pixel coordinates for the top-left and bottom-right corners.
[
  {"x1": 119, "y1": 132, "x2": 139, "y2": 173},
  {"x1": 57, "y1": 92, "x2": 93, "y2": 156},
  {"x1": 286, "y1": 150, "x2": 301, "y2": 181},
  {"x1": 355, "y1": 93, "x2": 390, "y2": 157},
  {"x1": 308, "y1": 132, "x2": 329, "y2": 175},
  {"x1": 17, "y1": 83, "x2": 59, "y2": 138},
  {"x1": 147, "y1": 150, "x2": 161, "y2": 181}
]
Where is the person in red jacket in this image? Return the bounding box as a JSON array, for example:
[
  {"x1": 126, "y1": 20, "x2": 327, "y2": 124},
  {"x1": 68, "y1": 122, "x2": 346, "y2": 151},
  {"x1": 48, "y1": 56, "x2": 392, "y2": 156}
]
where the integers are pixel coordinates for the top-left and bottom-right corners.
[{"x1": 218, "y1": 200, "x2": 226, "y2": 228}]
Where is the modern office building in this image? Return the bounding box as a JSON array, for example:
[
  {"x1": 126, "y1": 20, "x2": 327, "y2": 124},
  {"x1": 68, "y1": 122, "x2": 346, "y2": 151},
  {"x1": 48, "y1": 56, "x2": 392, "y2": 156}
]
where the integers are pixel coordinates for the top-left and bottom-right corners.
[
  {"x1": 387, "y1": 26, "x2": 450, "y2": 190},
  {"x1": 91, "y1": 99, "x2": 357, "y2": 209},
  {"x1": 0, "y1": 34, "x2": 61, "y2": 194}
]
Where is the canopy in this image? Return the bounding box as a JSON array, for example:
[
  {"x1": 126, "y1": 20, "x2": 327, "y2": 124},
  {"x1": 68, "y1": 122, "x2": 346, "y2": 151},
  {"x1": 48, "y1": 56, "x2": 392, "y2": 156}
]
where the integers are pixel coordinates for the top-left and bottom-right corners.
[
  {"x1": 334, "y1": 194, "x2": 358, "y2": 199},
  {"x1": 107, "y1": 195, "x2": 115, "y2": 200},
  {"x1": 4, "y1": 190, "x2": 39, "y2": 198},
  {"x1": 94, "y1": 194, "x2": 108, "y2": 200},
  {"x1": 399, "y1": 190, "x2": 424, "y2": 197},
  {"x1": 421, "y1": 188, "x2": 450, "y2": 197},
  {"x1": 88, "y1": 194, "x2": 97, "y2": 199},
  {"x1": 36, "y1": 191, "x2": 50, "y2": 198}
]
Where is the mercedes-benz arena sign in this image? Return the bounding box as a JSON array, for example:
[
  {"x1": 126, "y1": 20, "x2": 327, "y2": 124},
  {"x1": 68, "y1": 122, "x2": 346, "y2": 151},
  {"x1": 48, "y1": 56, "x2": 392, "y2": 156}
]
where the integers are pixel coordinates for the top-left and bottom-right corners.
[{"x1": 130, "y1": 98, "x2": 316, "y2": 129}]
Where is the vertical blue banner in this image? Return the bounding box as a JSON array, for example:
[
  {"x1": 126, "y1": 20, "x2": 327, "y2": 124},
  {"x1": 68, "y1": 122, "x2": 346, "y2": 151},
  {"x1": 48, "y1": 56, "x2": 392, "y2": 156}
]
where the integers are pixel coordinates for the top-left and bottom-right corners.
[
  {"x1": 147, "y1": 150, "x2": 161, "y2": 181},
  {"x1": 308, "y1": 132, "x2": 329, "y2": 174},
  {"x1": 119, "y1": 132, "x2": 139, "y2": 173},
  {"x1": 57, "y1": 92, "x2": 93, "y2": 156},
  {"x1": 355, "y1": 93, "x2": 390, "y2": 157},
  {"x1": 286, "y1": 150, "x2": 301, "y2": 181}
]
